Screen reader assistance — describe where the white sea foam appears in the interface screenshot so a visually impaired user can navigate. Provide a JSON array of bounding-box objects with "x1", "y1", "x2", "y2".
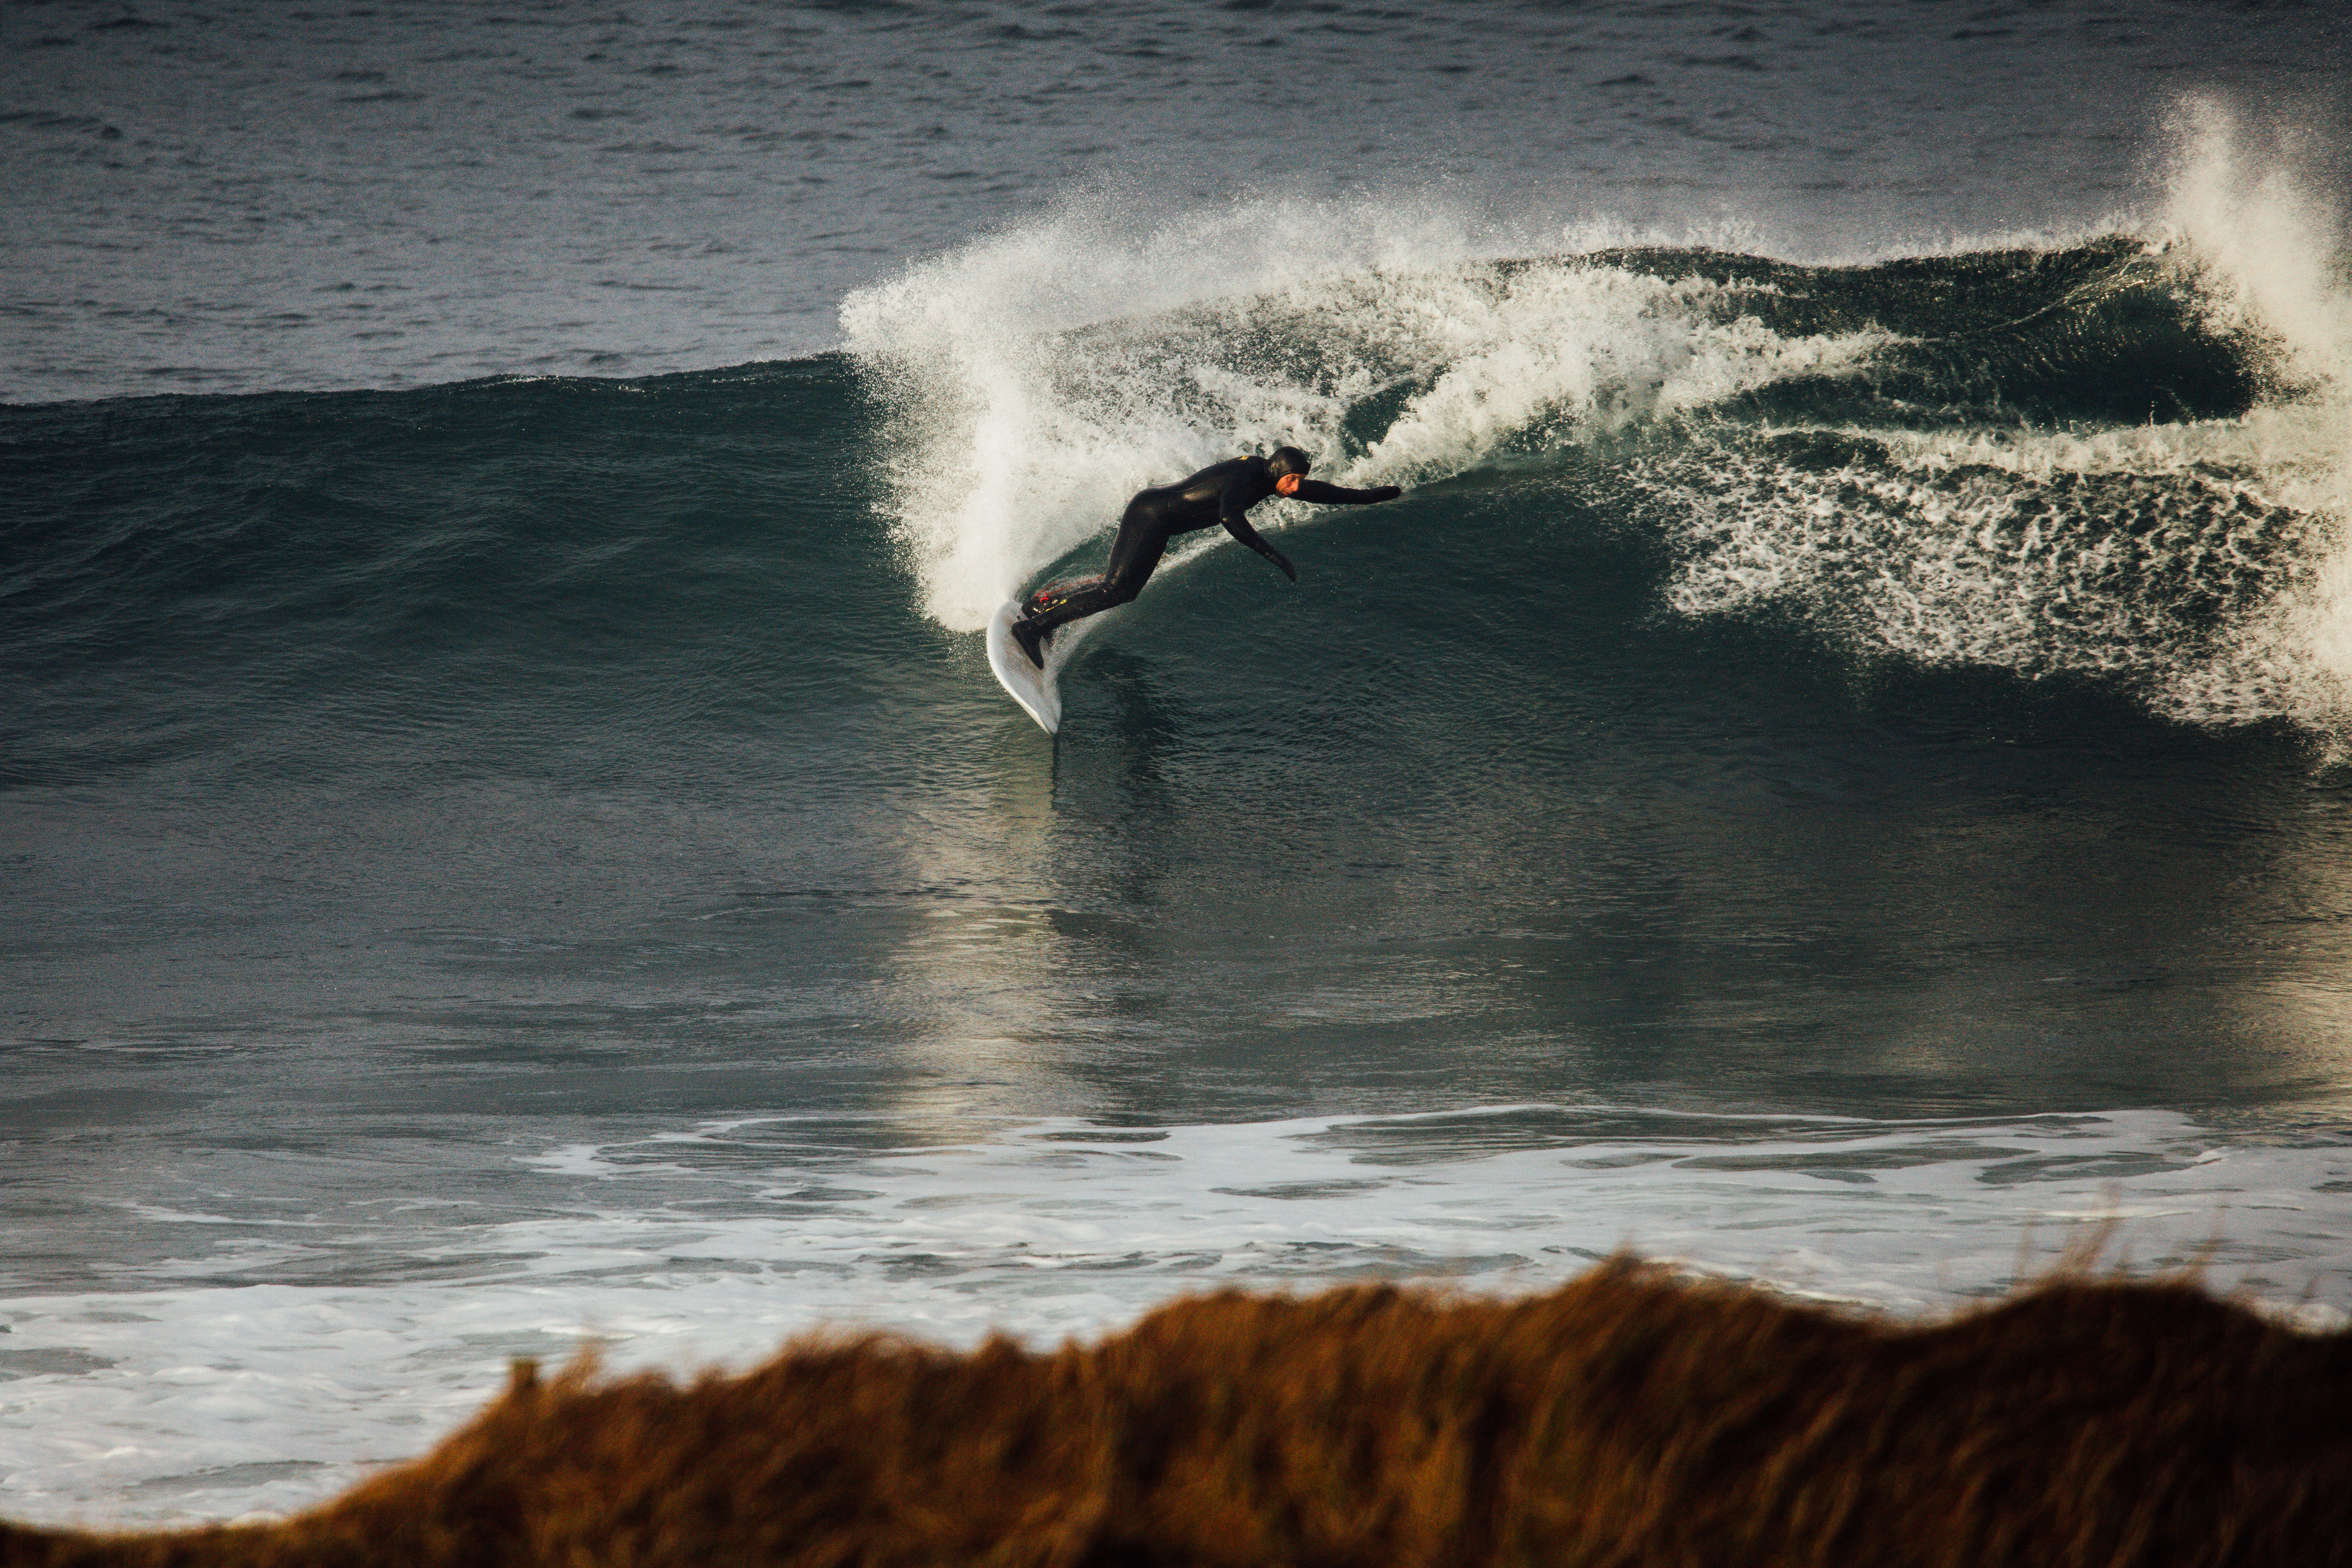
[
  {"x1": 1, "y1": 1105, "x2": 2345, "y2": 1531},
  {"x1": 1644, "y1": 411, "x2": 2342, "y2": 721},
  {"x1": 1636, "y1": 110, "x2": 2352, "y2": 735}
]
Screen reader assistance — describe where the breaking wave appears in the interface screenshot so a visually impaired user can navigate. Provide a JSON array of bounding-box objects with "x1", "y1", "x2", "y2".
[{"x1": 845, "y1": 104, "x2": 2352, "y2": 737}]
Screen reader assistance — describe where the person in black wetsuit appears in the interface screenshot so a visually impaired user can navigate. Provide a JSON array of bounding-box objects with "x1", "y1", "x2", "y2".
[{"x1": 1010, "y1": 445, "x2": 1403, "y2": 667}]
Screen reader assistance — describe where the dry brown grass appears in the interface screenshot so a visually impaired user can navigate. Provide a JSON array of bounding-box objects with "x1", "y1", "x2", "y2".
[{"x1": 4, "y1": 1258, "x2": 2344, "y2": 1567}]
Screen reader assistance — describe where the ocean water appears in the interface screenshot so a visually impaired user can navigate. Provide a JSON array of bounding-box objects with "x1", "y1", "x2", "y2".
[{"x1": 7, "y1": 0, "x2": 2352, "y2": 1533}]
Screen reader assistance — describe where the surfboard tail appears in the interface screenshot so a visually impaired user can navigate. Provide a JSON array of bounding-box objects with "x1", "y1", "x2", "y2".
[{"x1": 986, "y1": 600, "x2": 1062, "y2": 734}]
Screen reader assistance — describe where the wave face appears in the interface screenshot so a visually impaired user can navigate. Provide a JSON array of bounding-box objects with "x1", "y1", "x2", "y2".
[{"x1": 2, "y1": 360, "x2": 910, "y2": 799}]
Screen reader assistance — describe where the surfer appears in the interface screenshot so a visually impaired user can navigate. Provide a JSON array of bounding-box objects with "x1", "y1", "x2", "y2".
[{"x1": 1010, "y1": 446, "x2": 1403, "y2": 667}]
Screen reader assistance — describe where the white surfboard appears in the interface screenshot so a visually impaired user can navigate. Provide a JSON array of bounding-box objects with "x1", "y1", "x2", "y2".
[{"x1": 986, "y1": 600, "x2": 1061, "y2": 734}]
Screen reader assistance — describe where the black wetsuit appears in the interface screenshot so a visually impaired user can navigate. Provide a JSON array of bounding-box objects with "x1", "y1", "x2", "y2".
[{"x1": 1019, "y1": 454, "x2": 1401, "y2": 641}]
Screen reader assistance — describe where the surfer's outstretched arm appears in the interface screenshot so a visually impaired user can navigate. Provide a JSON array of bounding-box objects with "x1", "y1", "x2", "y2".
[
  {"x1": 1285, "y1": 478, "x2": 1404, "y2": 505},
  {"x1": 1219, "y1": 483, "x2": 1297, "y2": 581}
]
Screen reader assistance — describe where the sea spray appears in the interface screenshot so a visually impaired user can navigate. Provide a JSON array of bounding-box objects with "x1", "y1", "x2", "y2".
[
  {"x1": 842, "y1": 196, "x2": 1883, "y2": 633},
  {"x1": 2156, "y1": 99, "x2": 2352, "y2": 739},
  {"x1": 840, "y1": 190, "x2": 1496, "y2": 633}
]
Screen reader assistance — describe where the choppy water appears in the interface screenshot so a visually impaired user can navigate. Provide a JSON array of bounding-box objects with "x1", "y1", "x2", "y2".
[{"x1": 7, "y1": 0, "x2": 2352, "y2": 1535}]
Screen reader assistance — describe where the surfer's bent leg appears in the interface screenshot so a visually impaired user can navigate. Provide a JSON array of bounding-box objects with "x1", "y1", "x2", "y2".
[{"x1": 1013, "y1": 504, "x2": 1174, "y2": 665}]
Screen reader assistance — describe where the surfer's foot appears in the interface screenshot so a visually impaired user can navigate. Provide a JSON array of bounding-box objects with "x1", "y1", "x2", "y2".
[{"x1": 1011, "y1": 618, "x2": 1049, "y2": 669}]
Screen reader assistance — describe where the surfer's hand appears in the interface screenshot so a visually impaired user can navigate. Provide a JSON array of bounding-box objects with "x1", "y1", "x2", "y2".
[
  {"x1": 1270, "y1": 550, "x2": 1297, "y2": 582},
  {"x1": 1370, "y1": 485, "x2": 1402, "y2": 501}
]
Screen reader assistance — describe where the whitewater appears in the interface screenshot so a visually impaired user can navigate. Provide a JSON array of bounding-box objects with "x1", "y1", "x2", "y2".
[
  {"x1": 848, "y1": 107, "x2": 2352, "y2": 736},
  {"x1": 7, "y1": 0, "x2": 2352, "y2": 1536}
]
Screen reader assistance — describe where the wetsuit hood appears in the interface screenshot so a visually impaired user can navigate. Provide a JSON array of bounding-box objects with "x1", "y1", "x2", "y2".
[{"x1": 1267, "y1": 445, "x2": 1311, "y2": 480}]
